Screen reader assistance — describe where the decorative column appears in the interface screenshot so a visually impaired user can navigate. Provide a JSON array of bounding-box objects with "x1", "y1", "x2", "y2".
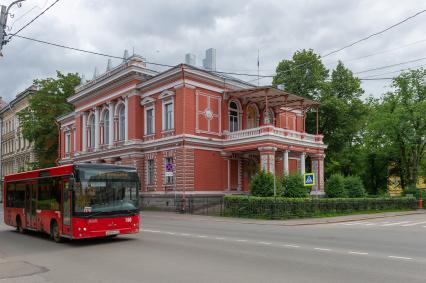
[
  {"x1": 283, "y1": 150, "x2": 289, "y2": 175},
  {"x1": 82, "y1": 112, "x2": 87, "y2": 152},
  {"x1": 310, "y1": 153, "x2": 325, "y2": 196},
  {"x1": 124, "y1": 96, "x2": 129, "y2": 142},
  {"x1": 94, "y1": 107, "x2": 100, "y2": 150},
  {"x1": 258, "y1": 146, "x2": 277, "y2": 174},
  {"x1": 300, "y1": 152, "x2": 306, "y2": 175},
  {"x1": 237, "y1": 159, "x2": 242, "y2": 191},
  {"x1": 227, "y1": 159, "x2": 231, "y2": 191},
  {"x1": 108, "y1": 102, "x2": 114, "y2": 148}
]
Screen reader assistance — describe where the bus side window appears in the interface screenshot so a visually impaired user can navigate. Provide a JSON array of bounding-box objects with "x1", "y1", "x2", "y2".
[
  {"x1": 15, "y1": 183, "x2": 25, "y2": 208},
  {"x1": 6, "y1": 183, "x2": 15, "y2": 207}
]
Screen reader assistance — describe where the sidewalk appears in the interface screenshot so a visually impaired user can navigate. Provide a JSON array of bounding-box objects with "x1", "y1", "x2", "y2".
[{"x1": 142, "y1": 209, "x2": 426, "y2": 226}]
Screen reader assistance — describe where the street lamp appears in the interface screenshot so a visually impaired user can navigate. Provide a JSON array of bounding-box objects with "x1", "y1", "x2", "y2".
[{"x1": 0, "y1": 0, "x2": 26, "y2": 55}]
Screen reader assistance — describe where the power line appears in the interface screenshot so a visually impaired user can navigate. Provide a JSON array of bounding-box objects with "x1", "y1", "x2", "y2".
[
  {"x1": 8, "y1": 0, "x2": 60, "y2": 40},
  {"x1": 321, "y1": 9, "x2": 426, "y2": 58},
  {"x1": 14, "y1": 34, "x2": 176, "y2": 69},
  {"x1": 361, "y1": 63, "x2": 426, "y2": 78},
  {"x1": 342, "y1": 37, "x2": 426, "y2": 63},
  {"x1": 275, "y1": 9, "x2": 426, "y2": 76},
  {"x1": 359, "y1": 77, "x2": 394, "y2": 81},
  {"x1": 353, "y1": 57, "x2": 426, "y2": 74}
]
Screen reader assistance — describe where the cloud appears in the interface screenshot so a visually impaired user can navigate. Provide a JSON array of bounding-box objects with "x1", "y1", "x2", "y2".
[{"x1": 0, "y1": 0, "x2": 425, "y2": 101}]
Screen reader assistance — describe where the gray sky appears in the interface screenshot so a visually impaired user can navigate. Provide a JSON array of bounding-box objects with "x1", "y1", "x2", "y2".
[{"x1": 0, "y1": 0, "x2": 425, "y2": 102}]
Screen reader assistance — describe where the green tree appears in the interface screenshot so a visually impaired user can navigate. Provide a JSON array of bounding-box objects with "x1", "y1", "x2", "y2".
[
  {"x1": 280, "y1": 174, "x2": 309, "y2": 198},
  {"x1": 272, "y1": 49, "x2": 328, "y2": 100},
  {"x1": 250, "y1": 170, "x2": 275, "y2": 197},
  {"x1": 344, "y1": 175, "x2": 366, "y2": 198},
  {"x1": 366, "y1": 69, "x2": 426, "y2": 188},
  {"x1": 325, "y1": 174, "x2": 347, "y2": 198},
  {"x1": 18, "y1": 72, "x2": 80, "y2": 168}
]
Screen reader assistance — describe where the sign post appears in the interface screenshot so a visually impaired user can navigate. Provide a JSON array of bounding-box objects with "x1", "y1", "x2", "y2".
[{"x1": 304, "y1": 173, "x2": 315, "y2": 187}]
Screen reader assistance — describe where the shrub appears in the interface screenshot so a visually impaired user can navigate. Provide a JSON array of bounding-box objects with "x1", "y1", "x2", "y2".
[
  {"x1": 250, "y1": 170, "x2": 274, "y2": 197},
  {"x1": 281, "y1": 174, "x2": 309, "y2": 198},
  {"x1": 344, "y1": 176, "x2": 366, "y2": 198},
  {"x1": 402, "y1": 185, "x2": 424, "y2": 200},
  {"x1": 325, "y1": 174, "x2": 347, "y2": 198},
  {"x1": 223, "y1": 195, "x2": 418, "y2": 219}
]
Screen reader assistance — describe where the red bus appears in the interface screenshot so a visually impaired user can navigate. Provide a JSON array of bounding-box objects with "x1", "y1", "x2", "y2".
[{"x1": 3, "y1": 163, "x2": 140, "y2": 242}]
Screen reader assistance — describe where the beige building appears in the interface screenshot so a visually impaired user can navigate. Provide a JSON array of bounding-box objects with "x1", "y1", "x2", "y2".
[{"x1": 0, "y1": 86, "x2": 37, "y2": 181}]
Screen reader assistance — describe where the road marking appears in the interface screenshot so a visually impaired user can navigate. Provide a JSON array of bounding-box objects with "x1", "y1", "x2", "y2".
[
  {"x1": 166, "y1": 232, "x2": 176, "y2": 235},
  {"x1": 314, "y1": 248, "x2": 331, "y2": 251},
  {"x1": 349, "y1": 251, "x2": 369, "y2": 255},
  {"x1": 381, "y1": 221, "x2": 412, "y2": 226},
  {"x1": 180, "y1": 233, "x2": 190, "y2": 236},
  {"x1": 258, "y1": 241, "x2": 272, "y2": 245},
  {"x1": 401, "y1": 221, "x2": 426, "y2": 227},
  {"x1": 235, "y1": 239, "x2": 248, "y2": 242},
  {"x1": 197, "y1": 235, "x2": 207, "y2": 238},
  {"x1": 142, "y1": 229, "x2": 161, "y2": 233},
  {"x1": 284, "y1": 244, "x2": 300, "y2": 248},
  {"x1": 215, "y1": 237, "x2": 226, "y2": 240},
  {"x1": 388, "y1": 256, "x2": 412, "y2": 260}
]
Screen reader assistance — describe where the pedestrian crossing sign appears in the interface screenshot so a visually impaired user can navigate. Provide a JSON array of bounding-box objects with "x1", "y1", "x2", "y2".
[{"x1": 304, "y1": 173, "x2": 315, "y2": 186}]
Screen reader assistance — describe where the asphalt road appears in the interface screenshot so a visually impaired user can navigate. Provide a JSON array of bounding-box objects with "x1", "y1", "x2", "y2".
[{"x1": 1, "y1": 209, "x2": 426, "y2": 283}]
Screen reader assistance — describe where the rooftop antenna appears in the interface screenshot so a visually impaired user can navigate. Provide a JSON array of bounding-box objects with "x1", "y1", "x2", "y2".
[{"x1": 257, "y1": 49, "x2": 260, "y2": 87}]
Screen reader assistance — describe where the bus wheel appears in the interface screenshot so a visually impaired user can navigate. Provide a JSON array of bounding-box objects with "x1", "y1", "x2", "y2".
[
  {"x1": 16, "y1": 216, "x2": 25, "y2": 234},
  {"x1": 50, "y1": 221, "x2": 62, "y2": 243}
]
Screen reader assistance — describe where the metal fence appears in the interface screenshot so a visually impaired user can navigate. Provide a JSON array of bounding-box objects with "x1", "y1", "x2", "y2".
[{"x1": 141, "y1": 194, "x2": 225, "y2": 216}]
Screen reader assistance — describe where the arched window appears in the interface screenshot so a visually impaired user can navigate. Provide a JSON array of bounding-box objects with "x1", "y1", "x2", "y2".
[
  {"x1": 88, "y1": 115, "x2": 95, "y2": 148},
  {"x1": 118, "y1": 105, "x2": 125, "y2": 140},
  {"x1": 229, "y1": 101, "x2": 240, "y2": 132},
  {"x1": 103, "y1": 110, "x2": 109, "y2": 145},
  {"x1": 246, "y1": 104, "x2": 259, "y2": 129},
  {"x1": 263, "y1": 108, "x2": 274, "y2": 125}
]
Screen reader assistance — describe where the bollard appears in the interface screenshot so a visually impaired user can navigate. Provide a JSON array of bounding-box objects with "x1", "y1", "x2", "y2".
[{"x1": 419, "y1": 198, "x2": 423, "y2": 209}]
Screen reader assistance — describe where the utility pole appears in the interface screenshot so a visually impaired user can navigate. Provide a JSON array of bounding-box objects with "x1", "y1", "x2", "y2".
[{"x1": 0, "y1": 0, "x2": 26, "y2": 57}]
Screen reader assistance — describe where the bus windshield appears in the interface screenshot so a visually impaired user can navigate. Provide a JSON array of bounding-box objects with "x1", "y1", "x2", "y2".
[{"x1": 74, "y1": 166, "x2": 140, "y2": 217}]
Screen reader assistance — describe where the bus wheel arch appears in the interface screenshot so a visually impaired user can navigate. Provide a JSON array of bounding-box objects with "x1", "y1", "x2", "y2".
[{"x1": 50, "y1": 219, "x2": 62, "y2": 243}]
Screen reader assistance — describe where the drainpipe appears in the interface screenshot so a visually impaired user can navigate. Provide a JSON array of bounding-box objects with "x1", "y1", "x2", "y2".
[{"x1": 55, "y1": 119, "x2": 61, "y2": 166}]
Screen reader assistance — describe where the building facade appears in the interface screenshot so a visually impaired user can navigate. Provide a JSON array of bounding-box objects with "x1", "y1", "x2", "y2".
[
  {"x1": 57, "y1": 55, "x2": 326, "y2": 199},
  {"x1": 0, "y1": 86, "x2": 37, "y2": 180}
]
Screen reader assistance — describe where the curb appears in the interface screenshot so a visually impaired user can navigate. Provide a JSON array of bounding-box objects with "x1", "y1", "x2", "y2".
[{"x1": 142, "y1": 210, "x2": 426, "y2": 227}]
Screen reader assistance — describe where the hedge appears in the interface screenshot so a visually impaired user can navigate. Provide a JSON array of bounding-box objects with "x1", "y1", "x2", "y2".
[{"x1": 224, "y1": 195, "x2": 418, "y2": 219}]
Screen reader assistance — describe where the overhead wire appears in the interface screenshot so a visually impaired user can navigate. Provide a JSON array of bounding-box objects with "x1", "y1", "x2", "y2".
[
  {"x1": 8, "y1": 0, "x2": 61, "y2": 40},
  {"x1": 8, "y1": 8, "x2": 426, "y2": 82}
]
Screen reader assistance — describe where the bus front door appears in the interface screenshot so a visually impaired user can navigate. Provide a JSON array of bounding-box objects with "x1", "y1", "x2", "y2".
[{"x1": 61, "y1": 179, "x2": 72, "y2": 237}]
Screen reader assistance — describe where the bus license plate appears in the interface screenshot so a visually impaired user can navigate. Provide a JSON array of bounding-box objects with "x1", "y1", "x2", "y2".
[{"x1": 106, "y1": 230, "x2": 119, "y2": 236}]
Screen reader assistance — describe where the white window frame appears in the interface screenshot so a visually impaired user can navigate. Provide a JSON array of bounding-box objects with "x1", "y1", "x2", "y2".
[
  {"x1": 147, "y1": 159, "x2": 155, "y2": 186},
  {"x1": 162, "y1": 99, "x2": 174, "y2": 131},
  {"x1": 145, "y1": 106, "x2": 155, "y2": 135},
  {"x1": 229, "y1": 100, "x2": 240, "y2": 132},
  {"x1": 164, "y1": 156, "x2": 174, "y2": 185},
  {"x1": 103, "y1": 110, "x2": 109, "y2": 145},
  {"x1": 65, "y1": 132, "x2": 71, "y2": 154},
  {"x1": 118, "y1": 105, "x2": 126, "y2": 141}
]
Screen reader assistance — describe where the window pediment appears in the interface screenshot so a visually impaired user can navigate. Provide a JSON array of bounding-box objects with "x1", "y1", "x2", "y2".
[
  {"x1": 141, "y1": 97, "x2": 156, "y2": 106},
  {"x1": 158, "y1": 90, "x2": 175, "y2": 100}
]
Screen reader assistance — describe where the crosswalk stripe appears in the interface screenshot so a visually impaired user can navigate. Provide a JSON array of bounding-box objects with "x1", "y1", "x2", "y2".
[
  {"x1": 381, "y1": 221, "x2": 412, "y2": 226},
  {"x1": 401, "y1": 221, "x2": 426, "y2": 227}
]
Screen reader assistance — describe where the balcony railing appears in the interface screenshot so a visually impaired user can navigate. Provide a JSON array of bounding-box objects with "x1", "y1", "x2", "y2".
[{"x1": 224, "y1": 125, "x2": 323, "y2": 143}]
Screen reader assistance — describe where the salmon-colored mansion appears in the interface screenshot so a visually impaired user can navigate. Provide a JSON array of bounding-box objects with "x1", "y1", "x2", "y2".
[{"x1": 57, "y1": 55, "x2": 326, "y2": 198}]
